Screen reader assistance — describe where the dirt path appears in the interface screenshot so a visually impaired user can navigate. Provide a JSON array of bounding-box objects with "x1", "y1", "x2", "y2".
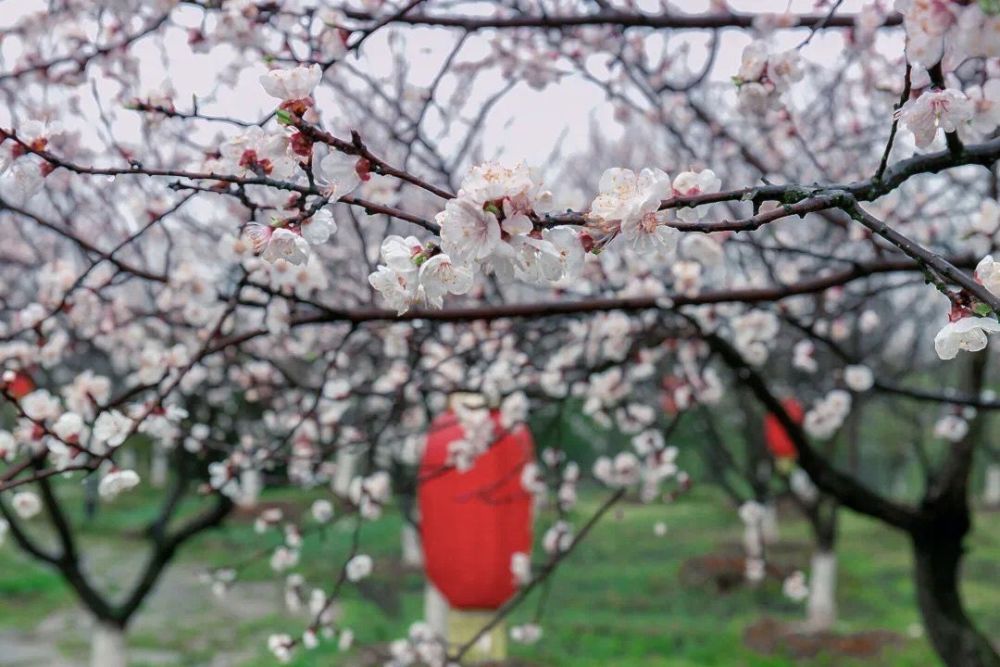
[{"x1": 0, "y1": 545, "x2": 287, "y2": 667}]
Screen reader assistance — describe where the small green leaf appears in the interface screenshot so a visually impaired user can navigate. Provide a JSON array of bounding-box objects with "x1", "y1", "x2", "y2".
[
  {"x1": 275, "y1": 109, "x2": 293, "y2": 125},
  {"x1": 973, "y1": 302, "x2": 994, "y2": 317}
]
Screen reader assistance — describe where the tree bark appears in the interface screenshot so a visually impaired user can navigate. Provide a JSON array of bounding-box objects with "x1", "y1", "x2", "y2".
[
  {"x1": 91, "y1": 621, "x2": 127, "y2": 667},
  {"x1": 911, "y1": 524, "x2": 999, "y2": 667}
]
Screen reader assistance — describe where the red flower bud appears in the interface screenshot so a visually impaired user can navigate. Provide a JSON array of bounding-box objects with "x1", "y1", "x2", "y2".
[{"x1": 355, "y1": 158, "x2": 372, "y2": 181}]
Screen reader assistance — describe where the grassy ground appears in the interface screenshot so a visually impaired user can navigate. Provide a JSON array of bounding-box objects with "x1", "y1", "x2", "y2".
[{"x1": 0, "y1": 485, "x2": 997, "y2": 666}]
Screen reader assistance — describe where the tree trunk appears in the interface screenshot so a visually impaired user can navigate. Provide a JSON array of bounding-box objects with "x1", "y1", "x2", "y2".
[
  {"x1": 803, "y1": 500, "x2": 838, "y2": 632},
  {"x1": 806, "y1": 550, "x2": 837, "y2": 632},
  {"x1": 150, "y1": 448, "x2": 169, "y2": 488},
  {"x1": 984, "y1": 463, "x2": 1000, "y2": 508},
  {"x1": 333, "y1": 448, "x2": 359, "y2": 497},
  {"x1": 237, "y1": 469, "x2": 262, "y2": 509},
  {"x1": 401, "y1": 522, "x2": 423, "y2": 568},
  {"x1": 424, "y1": 582, "x2": 450, "y2": 640},
  {"x1": 91, "y1": 621, "x2": 127, "y2": 667},
  {"x1": 761, "y1": 501, "x2": 780, "y2": 545},
  {"x1": 912, "y1": 530, "x2": 1000, "y2": 667}
]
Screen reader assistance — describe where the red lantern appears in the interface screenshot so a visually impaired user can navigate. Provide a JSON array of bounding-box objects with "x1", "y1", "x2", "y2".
[
  {"x1": 764, "y1": 398, "x2": 803, "y2": 459},
  {"x1": 418, "y1": 410, "x2": 534, "y2": 610},
  {"x1": 5, "y1": 370, "x2": 34, "y2": 400}
]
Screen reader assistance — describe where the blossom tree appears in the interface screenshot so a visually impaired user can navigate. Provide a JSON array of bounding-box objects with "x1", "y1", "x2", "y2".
[{"x1": 2, "y1": 1, "x2": 1000, "y2": 667}]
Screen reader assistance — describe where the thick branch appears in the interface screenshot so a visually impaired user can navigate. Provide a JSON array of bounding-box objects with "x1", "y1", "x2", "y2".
[
  {"x1": 703, "y1": 330, "x2": 918, "y2": 531},
  {"x1": 342, "y1": 9, "x2": 903, "y2": 32}
]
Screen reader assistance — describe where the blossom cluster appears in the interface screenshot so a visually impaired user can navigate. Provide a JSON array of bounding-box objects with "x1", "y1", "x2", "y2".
[
  {"x1": 803, "y1": 390, "x2": 852, "y2": 440},
  {"x1": 588, "y1": 166, "x2": 721, "y2": 254},
  {"x1": 933, "y1": 257, "x2": 1000, "y2": 360},
  {"x1": 897, "y1": 83, "x2": 1000, "y2": 149},
  {"x1": 734, "y1": 42, "x2": 803, "y2": 113},
  {"x1": 896, "y1": 0, "x2": 1000, "y2": 67},
  {"x1": 0, "y1": 121, "x2": 57, "y2": 206}
]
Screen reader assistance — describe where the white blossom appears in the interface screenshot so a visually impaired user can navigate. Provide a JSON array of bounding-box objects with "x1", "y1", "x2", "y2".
[
  {"x1": 844, "y1": 365, "x2": 874, "y2": 393},
  {"x1": 511, "y1": 551, "x2": 532, "y2": 586},
  {"x1": 510, "y1": 624, "x2": 543, "y2": 645},
  {"x1": 960, "y1": 80, "x2": 1000, "y2": 142},
  {"x1": 21, "y1": 389, "x2": 61, "y2": 421},
  {"x1": 259, "y1": 64, "x2": 322, "y2": 101},
  {"x1": 270, "y1": 546, "x2": 299, "y2": 572},
  {"x1": 934, "y1": 316, "x2": 1000, "y2": 360},
  {"x1": 542, "y1": 520, "x2": 573, "y2": 555},
  {"x1": 542, "y1": 226, "x2": 586, "y2": 280},
  {"x1": 418, "y1": 254, "x2": 474, "y2": 308},
  {"x1": 672, "y1": 169, "x2": 721, "y2": 222},
  {"x1": 897, "y1": 89, "x2": 974, "y2": 148},
  {"x1": 348, "y1": 471, "x2": 391, "y2": 519},
  {"x1": 934, "y1": 415, "x2": 968, "y2": 442},
  {"x1": 12, "y1": 491, "x2": 41, "y2": 519},
  {"x1": 301, "y1": 208, "x2": 337, "y2": 245},
  {"x1": 345, "y1": 553, "x2": 373, "y2": 581},
  {"x1": 261, "y1": 228, "x2": 310, "y2": 265},
  {"x1": 0, "y1": 155, "x2": 46, "y2": 206},
  {"x1": 317, "y1": 151, "x2": 362, "y2": 199},
  {"x1": 311, "y1": 499, "x2": 334, "y2": 523},
  {"x1": 267, "y1": 633, "x2": 294, "y2": 663},
  {"x1": 793, "y1": 340, "x2": 818, "y2": 373},
  {"x1": 803, "y1": 390, "x2": 852, "y2": 440},
  {"x1": 98, "y1": 469, "x2": 140, "y2": 500},
  {"x1": 439, "y1": 197, "x2": 501, "y2": 264},
  {"x1": 499, "y1": 392, "x2": 529, "y2": 429},
  {"x1": 216, "y1": 127, "x2": 296, "y2": 179},
  {"x1": 93, "y1": 410, "x2": 133, "y2": 449},
  {"x1": 734, "y1": 42, "x2": 801, "y2": 111},
  {"x1": 591, "y1": 168, "x2": 678, "y2": 254},
  {"x1": 975, "y1": 255, "x2": 1000, "y2": 298}
]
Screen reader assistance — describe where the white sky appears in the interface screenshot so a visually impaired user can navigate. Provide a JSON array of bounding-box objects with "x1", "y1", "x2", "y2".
[{"x1": 1, "y1": 0, "x2": 891, "y2": 169}]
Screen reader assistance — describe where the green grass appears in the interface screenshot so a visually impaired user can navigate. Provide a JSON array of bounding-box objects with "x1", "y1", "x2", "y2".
[{"x1": 1, "y1": 486, "x2": 997, "y2": 666}]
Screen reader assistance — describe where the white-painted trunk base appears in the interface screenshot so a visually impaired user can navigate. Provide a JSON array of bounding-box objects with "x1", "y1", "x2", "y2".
[
  {"x1": 743, "y1": 524, "x2": 763, "y2": 559},
  {"x1": 761, "y1": 503, "x2": 780, "y2": 545},
  {"x1": 401, "y1": 524, "x2": 423, "y2": 568},
  {"x1": 119, "y1": 448, "x2": 137, "y2": 473},
  {"x1": 806, "y1": 551, "x2": 837, "y2": 632},
  {"x1": 237, "y1": 469, "x2": 262, "y2": 509},
  {"x1": 425, "y1": 583, "x2": 450, "y2": 641},
  {"x1": 91, "y1": 622, "x2": 127, "y2": 667},
  {"x1": 150, "y1": 449, "x2": 168, "y2": 488},
  {"x1": 333, "y1": 449, "x2": 359, "y2": 497},
  {"x1": 984, "y1": 464, "x2": 1000, "y2": 507}
]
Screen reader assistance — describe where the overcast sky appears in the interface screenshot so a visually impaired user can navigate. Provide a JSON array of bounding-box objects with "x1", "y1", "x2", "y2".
[{"x1": 1, "y1": 0, "x2": 891, "y2": 169}]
